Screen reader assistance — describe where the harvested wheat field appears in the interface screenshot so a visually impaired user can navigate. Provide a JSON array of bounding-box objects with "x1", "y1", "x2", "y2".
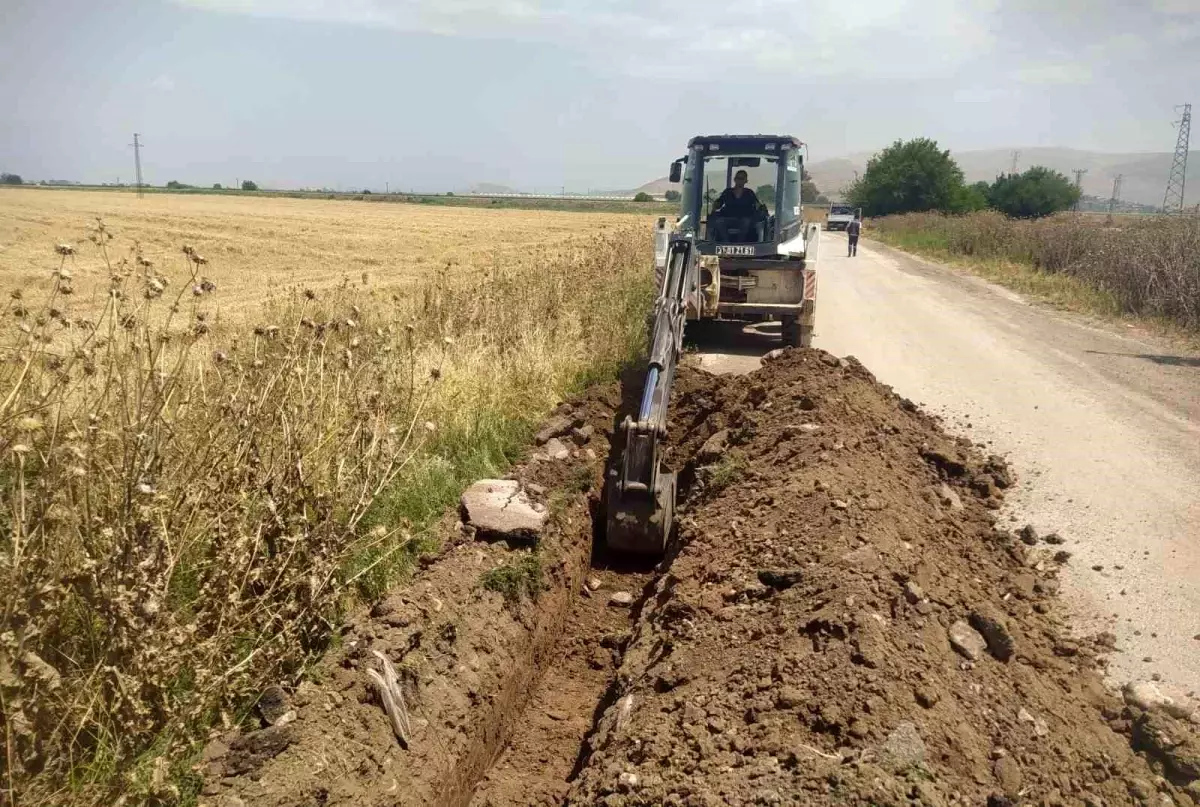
[{"x1": 0, "y1": 188, "x2": 653, "y2": 318}]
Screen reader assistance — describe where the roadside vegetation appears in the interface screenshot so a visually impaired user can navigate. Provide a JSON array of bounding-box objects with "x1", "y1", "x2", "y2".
[
  {"x1": 0, "y1": 217, "x2": 653, "y2": 805},
  {"x1": 871, "y1": 211, "x2": 1200, "y2": 331},
  {"x1": 847, "y1": 138, "x2": 1199, "y2": 333}
]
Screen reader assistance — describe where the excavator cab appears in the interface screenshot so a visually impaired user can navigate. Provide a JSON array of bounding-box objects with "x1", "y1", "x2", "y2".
[
  {"x1": 608, "y1": 134, "x2": 821, "y2": 557},
  {"x1": 670, "y1": 134, "x2": 806, "y2": 258}
]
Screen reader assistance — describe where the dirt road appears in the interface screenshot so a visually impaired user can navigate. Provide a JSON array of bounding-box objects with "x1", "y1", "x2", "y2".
[{"x1": 693, "y1": 232, "x2": 1200, "y2": 696}]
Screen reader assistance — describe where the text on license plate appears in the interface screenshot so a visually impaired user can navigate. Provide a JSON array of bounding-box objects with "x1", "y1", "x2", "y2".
[{"x1": 715, "y1": 245, "x2": 755, "y2": 256}]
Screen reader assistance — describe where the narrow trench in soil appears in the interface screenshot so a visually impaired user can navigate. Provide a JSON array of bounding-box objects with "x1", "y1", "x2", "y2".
[{"x1": 467, "y1": 494, "x2": 661, "y2": 806}]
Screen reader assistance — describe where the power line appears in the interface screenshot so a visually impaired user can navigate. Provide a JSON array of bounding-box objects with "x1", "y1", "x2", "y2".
[
  {"x1": 130, "y1": 133, "x2": 144, "y2": 199},
  {"x1": 1072, "y1": 169, "x2": 1087, "y2": 211},
  {"x1": 1163, "y1": 103, "x2": 1190, "y2": 214}
]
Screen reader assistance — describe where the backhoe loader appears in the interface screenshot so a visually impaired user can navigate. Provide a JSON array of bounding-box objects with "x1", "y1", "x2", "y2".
[{"x1": 607, "y1": 134, "x2": 822, "y2": 556}]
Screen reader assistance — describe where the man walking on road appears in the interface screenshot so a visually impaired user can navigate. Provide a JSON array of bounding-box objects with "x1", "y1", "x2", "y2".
[{"x1": 846, "y1": 216, "x2": 861, "y2": 257}]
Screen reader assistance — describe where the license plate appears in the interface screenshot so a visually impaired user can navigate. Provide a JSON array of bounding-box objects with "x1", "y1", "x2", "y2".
[{"x1": 715, "y1": 245, "x2": 755, "y2": 256}]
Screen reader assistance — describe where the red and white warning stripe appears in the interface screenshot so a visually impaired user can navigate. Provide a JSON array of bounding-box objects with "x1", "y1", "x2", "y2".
[{"x1": 803, "y1": 269, "x2": 818, "y2": 301}]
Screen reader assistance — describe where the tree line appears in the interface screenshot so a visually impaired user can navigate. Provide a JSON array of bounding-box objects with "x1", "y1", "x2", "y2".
[{"x1": 846, "y1": 138, "x2": 1081, "y2": 219}]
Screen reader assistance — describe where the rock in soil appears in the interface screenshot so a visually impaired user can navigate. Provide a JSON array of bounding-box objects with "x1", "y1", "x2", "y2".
[
  {"x1": 970, "y1": 607, "x2": 1016, "y2": 661},
  {"x1": 460, "y1": 479, "x2": 547, "y2": 542},
  {"x1": 697, "y1": 428, "x2": 729, "y2": 463},
  {"x1": 256, "y1": 684, "x2": 292, "y2": 727},
  {"x1": 938, "y1": 482, "x2": 964, "y2": 511},
  {"x1": 608, "y1": 591, "x2": 634, "y2": 608},
  {"x1": 993, "y1": 755, "x2": 1023, "y2": 796},
  {"x1": 949, "y1": 620, "x2": 988, "y2": 662},
  {"x1": 1123, "y1": 680, "x2": 1196, "y2": 720},
  {"x1": 1132, "y1": 711, "x2": 1200, "y2": 782},
  {"x1": 566, "y1": 352, "x2": 1195, "y2": 805},
  {"x1": 541, "y1": 437, "x2": 571, "y2": 461},
  {"x1": 534, "y1": 413, "x2": 575, "y2": 445},
  {"x1": 879, "y1": 721, "x2": 926, "y2": 771}
]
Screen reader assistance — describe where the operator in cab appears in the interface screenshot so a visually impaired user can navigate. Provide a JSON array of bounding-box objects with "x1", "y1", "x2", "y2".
[{"x1": 710, "y1": 170, "x2": 761, "y2": 219}]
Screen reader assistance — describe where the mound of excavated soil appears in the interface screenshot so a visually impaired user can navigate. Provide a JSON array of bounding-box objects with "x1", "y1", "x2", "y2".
[
  {"x1": 202, "y1": 348, "x2": 1199, "y2": 807},
  {"x1": 567, "y1": 350, "x2": 1198, "y2": 806}
]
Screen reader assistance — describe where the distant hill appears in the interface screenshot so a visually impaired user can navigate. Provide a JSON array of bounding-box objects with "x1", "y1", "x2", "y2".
[
  {"x1": 465, "y1": 182, "x2": 521, "y2": 194},
  {"x1": 630, "y1": 177, "x2": 677, "y2": 197},
  {"x1": 805, "y1": 147, "x2": 1199, "y2": 208}
]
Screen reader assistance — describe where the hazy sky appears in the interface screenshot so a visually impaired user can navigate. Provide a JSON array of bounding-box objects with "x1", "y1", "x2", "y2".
[{"x1": 2, "y1": 0, "x2": 1197, "y2": 192}]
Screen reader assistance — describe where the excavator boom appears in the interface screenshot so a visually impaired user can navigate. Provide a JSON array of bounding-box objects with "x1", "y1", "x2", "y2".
[{"x1": 605, "y1": 236, "x2": 693, "y2": 555}]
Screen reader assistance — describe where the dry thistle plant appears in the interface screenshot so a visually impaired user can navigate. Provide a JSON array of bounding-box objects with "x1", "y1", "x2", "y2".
[{"x1": 0, "y1": 218, "x2": 652, "y2": 805}]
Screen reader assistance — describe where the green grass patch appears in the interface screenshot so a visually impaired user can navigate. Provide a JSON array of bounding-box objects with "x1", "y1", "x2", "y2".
[
  {"x1": 707, "y1": 453, "x2": 746, "y2": 493},
  {"x1": 480, "y1": 552, "x2": 543, "y2": 606}
]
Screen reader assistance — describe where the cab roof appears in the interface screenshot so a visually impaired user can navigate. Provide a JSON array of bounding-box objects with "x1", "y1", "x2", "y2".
[{"x1": 687, "y1": 134, "x2": 803, "y2": 151}]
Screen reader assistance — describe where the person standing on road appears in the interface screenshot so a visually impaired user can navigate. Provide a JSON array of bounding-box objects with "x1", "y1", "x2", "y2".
[{"x1": 846, "y1": 216, "x2": 861, "y2": 257}]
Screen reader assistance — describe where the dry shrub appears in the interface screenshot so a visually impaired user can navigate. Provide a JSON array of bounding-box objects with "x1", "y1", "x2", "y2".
[
  {"x1": 872, "y1": 211, "x2": 1200, "y2": 329},
  {"x1": 0, "y1": 220, "x2": 652, "y2": 805}
]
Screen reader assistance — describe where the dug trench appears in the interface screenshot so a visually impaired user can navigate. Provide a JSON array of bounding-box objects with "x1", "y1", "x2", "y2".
[{"x1": 201, "y1": 349, "x2": 1200, "y2": 807}]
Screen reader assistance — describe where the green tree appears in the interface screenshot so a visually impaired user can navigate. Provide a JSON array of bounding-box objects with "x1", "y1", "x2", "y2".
[
  {"x1": 663, "y1": 189, "x2": 681, "y2": 202},
  {"x1": 165, "y1": 180, "x2": 191, "y2": 189},
  {"x1": 1, "y1": 173, "x2": 23, "y2": 185},
  {"x1": 212, "y1": 183, "x2": 223, "y2": 189},
  {"x1": 241, "y1": 180, "x2": 259, "y2": 191},
  {"x1": 847, "y1": 138, "x2": 966, "y2": 217},
  {"x1": 987, "y1": 166, "x2": 1080, "y2": 218},
  {"x1": 633, "y1": 191, "x2": 654, "y2": 202},
  {"x1": 755, "y1": 184, "x2": 776, "y2": 206},
  {"x1": 951, "y1": 181, "x2": 991, "y2": 213},
  {"x1": 801, "y1": 180, "x2": 824, "y2": 204}
]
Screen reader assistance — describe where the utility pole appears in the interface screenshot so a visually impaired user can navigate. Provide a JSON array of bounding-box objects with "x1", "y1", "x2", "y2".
[
  {"x1": 1163, "y1": 103, "x2": 1191, "y2": 215},
  {"x1": 385, "y1": 181, "x2": 389, "y2": 194},
  {"x1": 130, "y1": 133, "x2": 144, "y2": 198},
  {"x1": 1108, "y1": 174, "x2": 1123, "y2": 218},
  {"x1": 1072, "y1": 169, "x2": 1087, "y2": 211},
  {"x1": 1010, "y1": 150, "x2": 1021, "y2": 175}
]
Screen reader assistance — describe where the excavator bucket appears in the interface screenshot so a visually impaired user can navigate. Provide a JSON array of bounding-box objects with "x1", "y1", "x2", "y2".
[{"x1": 606, "y1": 469, "x2": 675, "y2": 556}]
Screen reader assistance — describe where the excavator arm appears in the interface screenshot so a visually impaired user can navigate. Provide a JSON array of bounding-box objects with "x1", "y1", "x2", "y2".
[{"x1": 606, "y1": 236, "x2": 694, "y2": 555}]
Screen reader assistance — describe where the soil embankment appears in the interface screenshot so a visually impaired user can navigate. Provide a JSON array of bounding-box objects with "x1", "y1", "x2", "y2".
[{"x1": 202, "y1": 350, "x2": 1199, "y2": 807}]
